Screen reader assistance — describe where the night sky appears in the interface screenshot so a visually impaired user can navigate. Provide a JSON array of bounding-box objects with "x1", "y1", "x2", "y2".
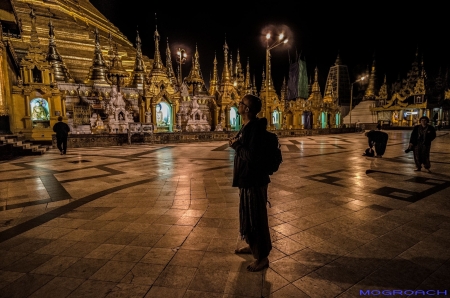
[{"x1": 89, "y1": 0, "x2": 446, "y2": 92}]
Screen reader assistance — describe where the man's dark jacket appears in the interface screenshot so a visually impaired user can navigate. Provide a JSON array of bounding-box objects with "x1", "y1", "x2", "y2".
[
  {"x1": 366, "y1": 130, "x2": 388, "y2": 147},
  {"x1": 53, "y1": 121, "x2": 70, "y2": 139},
  {"x1": 409, "y1": 124, "x2": 436, "y2": 146},
  {"x1": 231, "y1": 118, "x2": 270, "y2": 188}
]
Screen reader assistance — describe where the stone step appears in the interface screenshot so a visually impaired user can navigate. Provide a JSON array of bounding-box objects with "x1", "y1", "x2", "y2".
[{"x1": 0, "y1": 134, "x2": 48, "y2": 159}]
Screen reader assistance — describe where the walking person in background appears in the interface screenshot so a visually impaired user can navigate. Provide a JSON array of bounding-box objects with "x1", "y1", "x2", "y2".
[
  {"x1": 229, "y1": 94, "x2": 272, "y2": 272},
  {"x1": 53, "y1": 116, "x2": 70, "y2": 155},
  {"x1": 407, "y1": 116, "x2": 436, "y2": 172}
]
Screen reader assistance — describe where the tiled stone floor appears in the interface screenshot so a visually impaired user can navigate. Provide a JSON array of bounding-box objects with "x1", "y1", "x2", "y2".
[{"x1": 0, "y1": 130, "x2": 449, "y2": 298}]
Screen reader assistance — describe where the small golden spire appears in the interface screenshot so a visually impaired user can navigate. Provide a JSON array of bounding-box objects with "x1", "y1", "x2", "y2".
[
  {"x1": 29, "y1": 8, "x2": 40, "y2": 47},
  {"x1": 166, "y1": 37, "x2": 176, "y2": 83},
  {"x1": 85, "y1": 27, "x2": 109, "y2": 85},
  {"x1": 152, "y1": 26, "x2": 164, "y2": 70},
  {"x1": 209, "y1": 51, "x2": 219, "y2": 94},
  {"x1": 133, "y1": 30, "x2": 145, "y2": 72},
  {"x1": 129, "y1": 30, "x2": 146, "y2": 88},
  {"x1": 229, "y1": 52, "x2": 233, "y2": 78},
  {"x1": 364, "y1": 55, "x2": 377, "y2": 100},
  {"x1": 377, "y1": 74, "x2": 388, "y2": 100},
  {"x1": 185, "y1": 44, "x2": 204, "y2": 86},
  {"x1": 312, "y1": 66, "x2": 320, "y2": 93},
  {"x1": 47, "y1": 20, "x2": 73, "y2": 82},
  {"x1": 221, "y1": 41, "x2": 231, "y2": 84},
  {"x1": 334, "y1": 53, "x2": 341, "y2": 66},
  {"x1": 236, "y1": 49, "x2": 244, "y2": 90},
  {"x1": 244, "y1": 57, "x2": 251, "y2": 91}
]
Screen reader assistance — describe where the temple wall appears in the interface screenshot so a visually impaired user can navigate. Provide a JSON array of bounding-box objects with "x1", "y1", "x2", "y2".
[{"x1": 52, "y1": 127, "x2": 354, "y2": 148}]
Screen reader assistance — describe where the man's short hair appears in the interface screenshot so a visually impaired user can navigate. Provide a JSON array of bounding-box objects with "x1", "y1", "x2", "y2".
[
  {"x1": 242, "y1": 94, "x2": 262, "y2": 115},
  {"x1": 419, "y1": 116, "x2": 429, "y2": 123},
  {"x1": 57, "y1": 116, "x2": 63, "y2": 121}
]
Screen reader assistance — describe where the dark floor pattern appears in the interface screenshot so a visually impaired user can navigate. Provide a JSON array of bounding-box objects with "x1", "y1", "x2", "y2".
[{"x1": 0, "y1": 130, "x2": 449, "y2": 297}]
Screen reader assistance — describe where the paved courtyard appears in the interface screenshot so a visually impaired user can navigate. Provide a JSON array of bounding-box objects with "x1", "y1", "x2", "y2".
[{"x1": 0, "y1": 130, "x2": 449, "y2": 298}]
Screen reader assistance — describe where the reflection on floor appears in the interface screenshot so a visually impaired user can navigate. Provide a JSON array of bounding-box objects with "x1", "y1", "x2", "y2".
[{"x1": 1, "y1": 130, "x2": 449, "y2": 297}]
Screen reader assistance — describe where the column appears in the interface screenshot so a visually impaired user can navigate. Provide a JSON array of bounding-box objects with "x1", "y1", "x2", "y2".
[{"x1": 0, "y1": 46, "x2": 10, "y2": 133}]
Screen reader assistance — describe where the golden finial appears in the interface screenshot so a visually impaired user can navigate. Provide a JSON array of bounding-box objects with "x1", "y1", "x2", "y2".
[
  {"x1": 209, "y1": 51, "x2": 219, "y2": 94},
  {"x1": 48, "y1": 20, "x2": 54, "y2": 37},
  {"x1": 152, "y1": 22, "x2": 163, "y2": 70},
  {"x1": 334, "y1": 53, "x2": 341, "y2": 65},
  {"x1": 311, "y1": 66, "x2": 320, "y2": 93},
  {"x1": 165, "y1": 37, "x2": 176, "y2": 84},
  {"x1": 29, "y1": 8, "x2": 40, "y2": 45},
  {"x1": 30, "y1": 8, "x2": 36, "y2": 19}
]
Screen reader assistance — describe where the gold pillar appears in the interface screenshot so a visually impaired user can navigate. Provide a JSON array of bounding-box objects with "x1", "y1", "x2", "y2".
[
  {"x1": 151, "y1": 102, "x2": 157, "y2": 126},
  {"x1": 0, "y1": 46, "x2": 8, "y2": 116},
  {"x1": 213, "y1": 106, "x2": 218, "y2": 129},
  {"x1": 292, "y1": 111, "x2": 298, "y2": 128},
  {"x1": 225, "y1": 106, "x2": 231, "y2": 130}
]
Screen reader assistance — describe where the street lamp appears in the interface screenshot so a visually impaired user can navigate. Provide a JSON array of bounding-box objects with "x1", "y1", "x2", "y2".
[
  {"x1": 176, "y1": 48, "x2": 187, "y2": 87},
  {"x1": 265, "y1": 32, "x2": 288, "y2": 122},
  {"x1": 349, "y1": 76, "x2": 366, "y2": 126}
]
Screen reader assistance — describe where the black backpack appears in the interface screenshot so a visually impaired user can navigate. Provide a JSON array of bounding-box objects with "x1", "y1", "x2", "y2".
[{"x1": 262, "y1": 130, "x2": 283, "y2": 175}]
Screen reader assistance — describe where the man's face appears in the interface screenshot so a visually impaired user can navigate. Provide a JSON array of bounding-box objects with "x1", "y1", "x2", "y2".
[
  {"x1": 238, "y1": 98, "x2": 249, "y2": 115},
  {"x1": 420, "y1": 119, "x2": 428, "y2": 127}
]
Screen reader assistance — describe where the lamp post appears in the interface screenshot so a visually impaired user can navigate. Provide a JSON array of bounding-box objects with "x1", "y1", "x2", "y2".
[
  {"x1": 176, "y1": 48, "x2": 187, "y2": 87},
  {"x1": 265, "y1": 32, "x2": 288, "y2": 123},
  {"x1": 349, "y1": 76, "x2": 366, "y2": 126}
]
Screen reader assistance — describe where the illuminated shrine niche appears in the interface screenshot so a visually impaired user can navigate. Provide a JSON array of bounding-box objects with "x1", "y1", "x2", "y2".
[
  {"x1": 230, "y1": 107, "x2": 239, "y2": 131},
  {"x1": 31, "y1": 98, "x2": 50, "y2": 121},
  {"x1": 156, "y1": 102, "x2": 171, "y2": 127},
  {"x1": 272, "y1": 111, "x2": 279, "y2": 124}
]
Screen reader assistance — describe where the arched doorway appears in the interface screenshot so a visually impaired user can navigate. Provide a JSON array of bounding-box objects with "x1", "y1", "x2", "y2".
[
  {"x1": 156, "y1": 102, "x2": 172, "y2": 132},
  {"x1": 321, "y1": 112, "x2": 327, "y2": 128},
  {"x1": 230, "y1": 107, "x2": 240, "y2": 131},
  {"x1": 303, "y1": 111, "x2": 312, "y2": 129},
  {"x1": 272, "y1": 110, "x2": 280, "y2": 129}
]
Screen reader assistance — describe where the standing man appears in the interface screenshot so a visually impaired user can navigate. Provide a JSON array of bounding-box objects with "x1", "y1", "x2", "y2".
[
  {"x1": 53, "y1": 116, "x2": 70, "y2": 155},
  {"x1": 229, "y1": 94, "x2": 271, "y2": 272},
  {"x1": 408, "y1": 116, "x2": 436, "y2": 172}
]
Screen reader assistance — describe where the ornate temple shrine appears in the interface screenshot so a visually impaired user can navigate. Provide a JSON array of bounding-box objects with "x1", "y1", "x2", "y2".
[
  {"x1": 1, "y1": 0, "x2": 448, "y2": 141},
  {"x1": 369, "y1": 50, "x2": 448, "y2": 127}
]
